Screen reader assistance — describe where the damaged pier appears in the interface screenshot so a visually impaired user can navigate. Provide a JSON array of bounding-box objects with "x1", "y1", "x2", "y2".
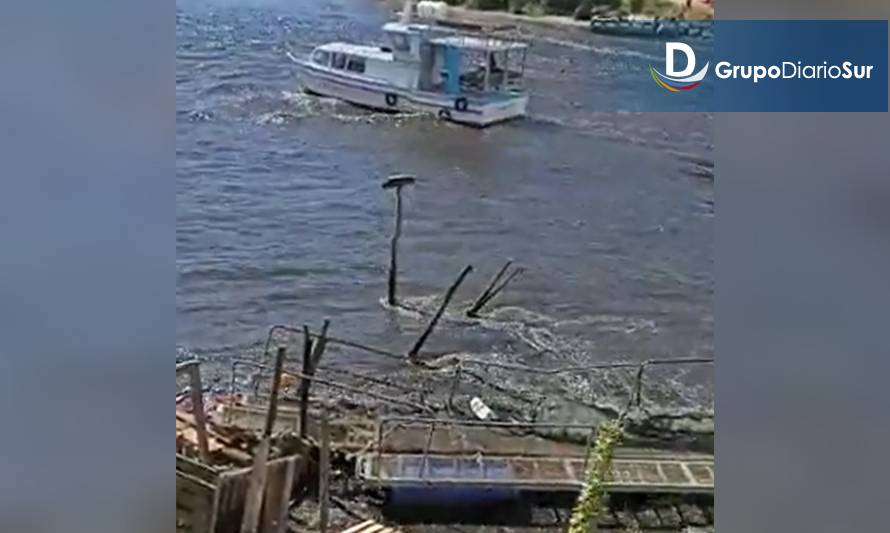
[{"x1": 176, "y1": 174, "x2": 714, "y2": 532}]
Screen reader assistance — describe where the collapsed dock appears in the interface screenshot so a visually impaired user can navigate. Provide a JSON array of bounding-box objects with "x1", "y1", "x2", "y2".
[{"x1": 176, "y1": 174, "x2": 714, "y2": 532}]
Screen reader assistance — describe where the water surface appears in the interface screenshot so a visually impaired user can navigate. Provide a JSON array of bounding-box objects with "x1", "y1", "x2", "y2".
[{"x1": 176, "y1": 0, "x2": 714, "y2": 412}]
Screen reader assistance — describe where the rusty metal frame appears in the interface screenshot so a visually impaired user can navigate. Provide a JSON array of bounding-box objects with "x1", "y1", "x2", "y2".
[{"x1": 228, "y1": 359, "x2": 435, "y2": 415}]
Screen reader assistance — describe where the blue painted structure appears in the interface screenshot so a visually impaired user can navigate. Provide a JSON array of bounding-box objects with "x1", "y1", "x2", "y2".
[{"x1": 443, "y1": 45, "x2": 461, "y2": 94}]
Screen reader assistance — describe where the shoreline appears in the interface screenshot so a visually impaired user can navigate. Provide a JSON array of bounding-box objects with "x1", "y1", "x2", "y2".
[
  {"x1": 434, "y1": 5, "x2": 590, "y2": 32},
  {"x1": 399, "y1": 1, "x2": 714, "y2": 33}
]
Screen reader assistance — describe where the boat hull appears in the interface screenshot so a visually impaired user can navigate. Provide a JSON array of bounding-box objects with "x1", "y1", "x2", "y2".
[{"x1": 298, "y1": 63, "x2": 528, "y2": 127}]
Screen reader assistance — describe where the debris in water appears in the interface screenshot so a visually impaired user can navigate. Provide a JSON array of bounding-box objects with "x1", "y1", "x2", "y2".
[{"x1": 470, "y1": 396, "x2": 494, "y2": 420}]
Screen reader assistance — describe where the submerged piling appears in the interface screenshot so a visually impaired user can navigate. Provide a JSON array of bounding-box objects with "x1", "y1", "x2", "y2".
[{"x1": 383, "y1": 174, "x2": 416, "y2": 306}]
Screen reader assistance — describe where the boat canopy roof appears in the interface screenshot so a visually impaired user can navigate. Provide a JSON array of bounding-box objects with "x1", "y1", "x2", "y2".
[
  {"x1": 429, "y1": 35, "x2": 528, "y2": 53},
  {"x1": 315, "y1": 42, "x2": 393, "y2": 61},
  {"x1": 382, "y1": 21, "x2": 433, "y2": 34}
]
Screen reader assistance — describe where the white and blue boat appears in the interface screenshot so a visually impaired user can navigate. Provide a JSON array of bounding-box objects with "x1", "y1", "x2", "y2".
[{"x1": 292, "y1": 1, "x2": 529, "y2": 127}]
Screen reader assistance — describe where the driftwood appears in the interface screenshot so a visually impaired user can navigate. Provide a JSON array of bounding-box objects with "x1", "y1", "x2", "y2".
[
  {"x1": 176, "y1": 411, "x2": 254, "y2": 465},
  {"x1": 466, "y1": 261, "x2": 524, "y2": 317},
  {"x1": 407, "y1": 264, "x2": 473, "y2": 361},
  {"x1": 383, "y1": 174, "x2": 416, "y2": 306}
]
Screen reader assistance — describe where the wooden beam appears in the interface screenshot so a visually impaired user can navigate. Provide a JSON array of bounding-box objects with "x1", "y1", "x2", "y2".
[
  {"x1": 466, "y1": 260, "x2": 512, "y2": 317},
  {"x1": 241, "y1": 346, "x2": 287, "y2": 533},
  {"x1": 264, "y1": 347, "x2": 287, "y2": 436},
  {"x1": 407, "y1": 265, "x2": 473, "y2": 361}
]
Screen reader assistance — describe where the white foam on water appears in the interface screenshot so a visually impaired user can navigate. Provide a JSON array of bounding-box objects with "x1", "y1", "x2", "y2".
[{"x1": 537, "y1": 36, "x2": 661, "y2": 62}]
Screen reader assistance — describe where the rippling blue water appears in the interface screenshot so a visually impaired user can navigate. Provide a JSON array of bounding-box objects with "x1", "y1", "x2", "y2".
[{"x1": 176, "y1": 0, "x2": 713, "y2": 403}]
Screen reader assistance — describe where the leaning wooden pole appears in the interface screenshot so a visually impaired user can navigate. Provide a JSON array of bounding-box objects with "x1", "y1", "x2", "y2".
[
  {"x1": 467, "y1": 260, "x2": 513, "y2": 317},
  {"x1": 476, "y1": 266, "x2": 524, "y2": 313},
  {"x1": 241, "y1": 346, "x2": 287, "y2": 533},
  {"x1": 310, "y1": 319, "x2": 331, "y2": 370},
  {"x1": 383, "y1": 175, "x2": 416, "y2": 306},
  {"x1": 407, "y1": 265, "x2": 473, "y2": 361}
]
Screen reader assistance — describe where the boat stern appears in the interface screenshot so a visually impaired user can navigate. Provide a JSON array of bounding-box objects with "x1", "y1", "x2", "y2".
[{"x1": 454, "y1": 92, "x2": 529, "y2": 127}]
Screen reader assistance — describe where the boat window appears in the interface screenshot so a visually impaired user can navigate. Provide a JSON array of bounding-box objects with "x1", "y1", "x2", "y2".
[
  {"x1": 390, "y1": 33, "x2": 409, "y2": 52},
  {"x1": 332, "y1": 53, "x2": 347, "y2": 70},
  {"x1": 346, "y1": 57, "x2": 366, "y2": 74},
  {"x1": 312, "y1": 50, "x2": 331, "y2": 67}
]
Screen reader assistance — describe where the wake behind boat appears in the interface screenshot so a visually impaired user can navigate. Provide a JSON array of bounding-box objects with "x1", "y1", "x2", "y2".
[{"x1": 291, "y1": 1, "x2": 529, "y2": 127}]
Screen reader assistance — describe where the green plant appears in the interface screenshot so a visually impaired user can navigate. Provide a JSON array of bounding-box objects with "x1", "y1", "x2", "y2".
[{"x1": 568, "y1": 419, "x2": 623, "y2": 533}]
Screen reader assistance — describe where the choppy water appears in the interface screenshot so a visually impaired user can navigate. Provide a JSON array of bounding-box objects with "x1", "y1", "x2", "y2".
[{"x1": 176, "y1": 0, "x2": 714, "y2": 412}]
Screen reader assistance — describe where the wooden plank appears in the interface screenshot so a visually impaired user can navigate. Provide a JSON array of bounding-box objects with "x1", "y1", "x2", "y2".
[
  {"x1": 340, "y1": 521, "x2": 375, "y2": 533},
  {"x1": 177, "y1": 454, "x2": 219, "y2": 483},
  {"x1": 261, "y1": 455, "x2": 297, "y2": 533},
  {"x1": 186, "y1": 363, "x2": 211, "y2": 462},
  {"x1": 241, "y1": 346, "x2": 287, "y2": 533}
]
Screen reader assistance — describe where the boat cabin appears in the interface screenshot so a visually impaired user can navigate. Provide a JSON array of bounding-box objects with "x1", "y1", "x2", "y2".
[
  {"x1": 381, "y1": 22, "x2": 528, "y2": 96},
  {"x1": 308, "y1": 22, "x2": 528, "y2": 97},
  {"x1": 426, "y1": 34, "x2": 527, "y2": 95}
]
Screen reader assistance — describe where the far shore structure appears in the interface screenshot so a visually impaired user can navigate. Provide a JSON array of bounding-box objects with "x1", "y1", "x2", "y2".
[{"x1": 176, "y1": 174, "x2": 715, "y2": 533}]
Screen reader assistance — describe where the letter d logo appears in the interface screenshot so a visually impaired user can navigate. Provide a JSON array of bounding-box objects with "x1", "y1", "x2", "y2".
[
  {"x1": 666, "y1": 42, "x2": 696, "y2": 77},
  {"x1": 650, "y1": 42, "x2": 710, "y2": 92}
]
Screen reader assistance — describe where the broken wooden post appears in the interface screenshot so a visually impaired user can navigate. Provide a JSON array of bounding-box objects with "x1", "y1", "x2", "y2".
[
  {"x1": 264, "y1": 346, "x2": 287, "y2": 435},
  {"x1": 299, "y1": 320, "x2": 330, "y2": 438},
  {"x1": 184, "y1": 361, "x2": 211, "y2": 463},
  {"x1": 467, "y1": 261, "x2": 523, "y2": 317},
  {"x1": 319, "y1": 409, "x2": 331, "y2": 533},
  {"x1": 310, "y1": 319, "x2": 331, "y2": 370},
  {"x1": 632, "y1": 362, "x2": 647, "y2": 408},
  {"x1": 299, "y1": 325, "x2": 313, "y2": 438},
  {"x1": 407, "y1": 264, "x2": 473, "y2": 361},
  {"x1": 241, "y1": 346, "x2": 287, "y2": 533},
  {"x1": 382, "y1": 174, "x2": 416, "y2": 306}
]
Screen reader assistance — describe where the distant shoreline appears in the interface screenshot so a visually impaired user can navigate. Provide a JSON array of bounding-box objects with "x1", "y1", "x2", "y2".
[
  {"x1": 397, "y1": 1, "x2": 714, "y2": 33},
  {"x1": 430, "y1": 5, "x2": 590, "y2": 32}
]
